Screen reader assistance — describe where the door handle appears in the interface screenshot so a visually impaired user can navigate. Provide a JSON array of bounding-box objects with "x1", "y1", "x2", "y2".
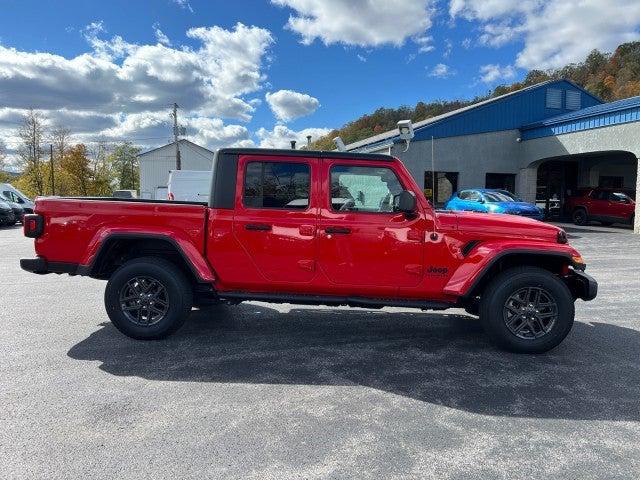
[
  {"x1": 325, "y1": 226, "x2": 351, "y2": 234},
  {"x1": 245, "y1": 223, "x2": 271, "y2": 231}
]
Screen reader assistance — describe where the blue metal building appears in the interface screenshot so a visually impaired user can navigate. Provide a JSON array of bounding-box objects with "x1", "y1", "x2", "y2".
[{"x1": 345, "y1": 79, "x2": 640, "y2": 232}]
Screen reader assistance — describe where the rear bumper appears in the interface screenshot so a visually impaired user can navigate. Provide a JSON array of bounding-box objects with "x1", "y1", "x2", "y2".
[
  {"x1": 20, "y1": 257, "x2": 80, "y2": 275},
  {"x1": 567, "y1": 269, "x2": 598, "y2": 301}
]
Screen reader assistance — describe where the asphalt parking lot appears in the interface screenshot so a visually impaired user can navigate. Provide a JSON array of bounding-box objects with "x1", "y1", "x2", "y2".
[{"x1": 1, "y1": 224, "x2": 639, "y2": 479}]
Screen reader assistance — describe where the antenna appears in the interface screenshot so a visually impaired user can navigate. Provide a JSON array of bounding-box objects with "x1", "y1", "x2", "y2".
[{"x1": 430, "y1": 135, "x2": 438, "y2": 241}]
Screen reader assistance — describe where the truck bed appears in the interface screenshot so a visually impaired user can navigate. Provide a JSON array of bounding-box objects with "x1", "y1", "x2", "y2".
[{"x1": 32, "y1": 197, "x2": 208, "y2": 266}]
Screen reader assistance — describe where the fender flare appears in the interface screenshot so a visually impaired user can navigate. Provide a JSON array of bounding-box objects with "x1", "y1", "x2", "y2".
[
  {"x1": 445, "y1": 247, "x2": 579, "y2": 299},
  {"x1": 77, "y1": 232, "x2": 215, "y2": 282}
]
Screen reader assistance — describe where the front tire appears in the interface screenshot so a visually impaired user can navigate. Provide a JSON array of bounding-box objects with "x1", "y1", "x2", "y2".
[
  {"x1": 572, "y1": 208, "x2": 588, "y2": 226},
  {"x1": 479, "y1": 267, "x2": 574, "y2": 353},
  {"x1": 105, "y1": 257, "x2": 193, "y2": 340}
]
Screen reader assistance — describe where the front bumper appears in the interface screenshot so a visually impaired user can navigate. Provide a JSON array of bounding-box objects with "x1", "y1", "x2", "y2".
[{"x1": 566, "y1": 269, "x2": 598, "y2": 301}]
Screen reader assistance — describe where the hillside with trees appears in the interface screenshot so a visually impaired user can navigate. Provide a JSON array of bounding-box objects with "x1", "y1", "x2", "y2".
[{"x1": 310, "y1": 41, "x2": 640, "y2": 150}]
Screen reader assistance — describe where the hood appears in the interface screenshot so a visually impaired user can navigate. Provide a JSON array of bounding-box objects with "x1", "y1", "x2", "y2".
[
  {"x1": 440, "y1": 211, "x2": 563, "y2": 242},
  {"x1": 0, "y1": 201, "x2": 11, "y2": 212}
]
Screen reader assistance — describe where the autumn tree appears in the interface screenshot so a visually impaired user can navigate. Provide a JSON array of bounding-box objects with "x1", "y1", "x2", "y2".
[
  {"x1": 88, "y1": 141, "x2": 113, "y2": 196},
  {"x1": 17, "y1": 109, "x2": 47, "y2": 196},
  {"x1": 0, "y1": 140, "x2": 10, "y2": 183},
  {"x1": 60, "y1": 144, "x2": 92, "y2": 195}
]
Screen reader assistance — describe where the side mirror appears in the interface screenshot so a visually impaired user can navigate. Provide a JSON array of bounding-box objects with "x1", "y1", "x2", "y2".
[
  {"x1": 478, "y1": 198, "x2": 485, "y2": 203},
  {"x1": 395, "y1": 190, "x2": 417, "y2": 214}
]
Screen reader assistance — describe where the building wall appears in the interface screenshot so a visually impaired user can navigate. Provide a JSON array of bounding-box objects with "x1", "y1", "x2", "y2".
[
  {"x1": 390, "y1": 129, "x2": 522, "y2": 192},
  {"x1": 139, "y1": 142, "x2": 213, "y2": 199}
]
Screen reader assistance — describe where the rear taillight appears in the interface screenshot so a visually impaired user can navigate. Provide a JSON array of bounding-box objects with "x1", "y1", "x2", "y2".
[
  {"x1": 23, "y1": 214, "x2": 44, "y2": 238},
  {"x1": 167, "y1": 192, "x2": 175, "y2": 201}
]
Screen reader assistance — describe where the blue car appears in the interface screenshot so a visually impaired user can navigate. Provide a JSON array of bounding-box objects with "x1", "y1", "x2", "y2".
[{"x1": 444, "y1": 189, "x2": 545, "y2": 220}]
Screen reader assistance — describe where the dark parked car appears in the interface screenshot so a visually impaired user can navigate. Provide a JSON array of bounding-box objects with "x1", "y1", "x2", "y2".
[
  {"x1": 565, "y1": 188, "x2": 635, "y2": 226},
  {"x1": 0, "y1": 199, "x2": 16, "y2": 226},
  {"x1": 0, "y1": 194, "x2": 25, "y2": 223}
]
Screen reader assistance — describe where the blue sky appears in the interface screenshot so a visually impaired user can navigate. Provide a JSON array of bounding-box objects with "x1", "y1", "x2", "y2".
[{"x1": 0, "y1": 0, "x2": 638, "y2": 156}]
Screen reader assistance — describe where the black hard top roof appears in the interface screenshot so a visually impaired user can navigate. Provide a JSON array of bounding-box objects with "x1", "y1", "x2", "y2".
[{"x1": 217, "y1": 148, "x2": 395, "y2": 162}]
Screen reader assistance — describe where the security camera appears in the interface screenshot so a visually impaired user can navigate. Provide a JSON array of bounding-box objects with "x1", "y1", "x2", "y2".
[
  {"x1": 334, "y1": 137, "x2": 346, "y2": 152},
  {"x1": 397, "y1": 120, "x2": 414, "y2": 140},
  {"x1": 397, "y1": 120, "x2": 414, "y2": 152}
]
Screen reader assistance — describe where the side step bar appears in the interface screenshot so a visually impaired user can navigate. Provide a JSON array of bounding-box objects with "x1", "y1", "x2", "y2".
[{"x1": 217, "y1": 292, "x2": 453, "y2": 311}]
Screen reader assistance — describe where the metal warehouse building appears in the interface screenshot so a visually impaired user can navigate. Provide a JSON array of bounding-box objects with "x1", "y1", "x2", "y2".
[
  {"x1": 138, "y1": 139, "x2": 214, "y2": 200},
  {"x1": 345, "y1": 79, "x2": 640, "y2": 232}
]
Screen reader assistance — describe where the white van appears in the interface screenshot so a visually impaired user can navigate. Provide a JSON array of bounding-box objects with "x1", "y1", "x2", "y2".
[
  {"x1": 0, "y1": 183, "x2": 35, "y2": 213},
  {"x1": 167, "y1": 170, "x2": 212, "y2": 202}
]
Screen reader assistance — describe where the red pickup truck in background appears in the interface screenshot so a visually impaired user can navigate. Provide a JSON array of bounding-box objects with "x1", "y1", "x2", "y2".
[
  {"x1": 566, "y1": 187, "x2": 635, "y2": 226},
  {"x1": 21, "y1": 148, "x2": 597, "y2": 353}
]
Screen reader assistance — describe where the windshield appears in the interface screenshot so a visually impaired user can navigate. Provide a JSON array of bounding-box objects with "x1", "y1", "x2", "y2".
[{"x1": 483, "y1": 191, "x2": 517, "y2": 202}]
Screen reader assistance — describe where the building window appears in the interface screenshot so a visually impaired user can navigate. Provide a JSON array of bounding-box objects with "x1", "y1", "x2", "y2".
[
  {"x1": 424, "y1": 171, "x2": 458, "y2": 206},
  {"x1": 485, "y1": 173, "x2": 516, "y2": 193},
  {"x1": 599, "y1": 176, "x2": 624, "y2": 188},
  {"x1": 566, "y1": 90, "x2": 581, "y2": 110},
  {"x1": 243, "y1": 161, "x2": 310, "y2": 209},
  {"x1": 546, "y1": 88, "x2": 562, "y2": 109}
]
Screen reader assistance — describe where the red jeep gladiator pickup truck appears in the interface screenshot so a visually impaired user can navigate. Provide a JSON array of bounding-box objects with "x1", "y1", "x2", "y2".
[{"x1": 21, "y1": 148, "x2": 597, "y2": 353}]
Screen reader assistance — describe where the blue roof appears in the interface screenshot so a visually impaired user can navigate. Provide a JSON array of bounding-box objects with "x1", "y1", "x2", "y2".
[
  {"x1": 347, "y1": 79, "x2": 602, "y2": 152},
  {"x1": 520, "y1": 95, "x2": 640, "y2": 140}
]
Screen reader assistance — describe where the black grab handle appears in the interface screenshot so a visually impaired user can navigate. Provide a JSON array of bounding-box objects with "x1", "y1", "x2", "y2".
[
  {"x1": 245, "y1": 223, "x2": 272, "y2": 231},
  {"x1": 325, "y1": 226, "x2": 351, "y2": 234}
]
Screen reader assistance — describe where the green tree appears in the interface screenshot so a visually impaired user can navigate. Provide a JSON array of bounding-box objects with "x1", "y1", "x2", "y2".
[{"x1": 108, "y1": 142, "x2": 140, "y2": 191}]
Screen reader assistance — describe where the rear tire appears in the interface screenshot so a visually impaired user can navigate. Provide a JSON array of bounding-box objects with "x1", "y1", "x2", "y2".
[
  {"x1": 572, "y1": 208, "x2": 588, "y2": 226},
  {"x1": 479, "y1": 267, "x2": 574, "y2": 353},
  {"x1": 104, "y1": 257, "x2": 193, "y2": 340}
]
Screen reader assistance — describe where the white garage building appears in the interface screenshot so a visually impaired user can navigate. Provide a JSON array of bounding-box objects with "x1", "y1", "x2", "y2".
[{"x1": 138, "y1": 139, "x2": 214, "y2": 200}]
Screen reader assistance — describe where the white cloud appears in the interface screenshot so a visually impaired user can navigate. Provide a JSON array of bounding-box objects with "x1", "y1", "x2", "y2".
[
  {"x1": 153, "y1": 23, "x2": 171, "y2": 46},
  {"x1": 427, "y1": 63, "x2": 454, "y2": 78},
  {"x1": 414, "y1": 35, "x2": 435, "y2": 53},
  {"x1": 449, "y1": 0, "x2": 525, "y2": 21},
  {"x1": 478, "y1": 21, "x2": 519, "y2": 48},
  {"x1": 443, "y1": 38, "x2": 453, "y2": 58},
  {"x1": 172, "y1": 0, "x2": 194, "y2": 13},
  {"x1": 0, "y1": 22, "x2": 274, "y2": 153},
  {"x1": 450, "y1": 0, "x2": 640, "y2": 69},
  {"x1": 461, "y1": 37, "x2": 472, "y2": 49},
  {"x1": 272, "y1": 0, "x2": 435, "y2": 47},
  {"x1": 265, "y1": 89, "x2": 320, "y2": 122},
  {"x1": 479, "y1": 63, "x2": 517, "y2": 83},
  {"x1": 256, "y1": 125, "x2": 331, "y2": 149}
]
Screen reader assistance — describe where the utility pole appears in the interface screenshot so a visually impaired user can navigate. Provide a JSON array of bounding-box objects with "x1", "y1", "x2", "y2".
[
  {"x1": 49, "y1": 144, "x2": 55, "y2": 195},
  {"x1": 172, "y1": 103, "x2": 181, "y2": 170}
]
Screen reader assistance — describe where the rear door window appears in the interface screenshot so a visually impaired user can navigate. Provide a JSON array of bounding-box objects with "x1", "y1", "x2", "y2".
[{"x1": 243, "y1": 161, "x2": 310, "y2": 209}]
